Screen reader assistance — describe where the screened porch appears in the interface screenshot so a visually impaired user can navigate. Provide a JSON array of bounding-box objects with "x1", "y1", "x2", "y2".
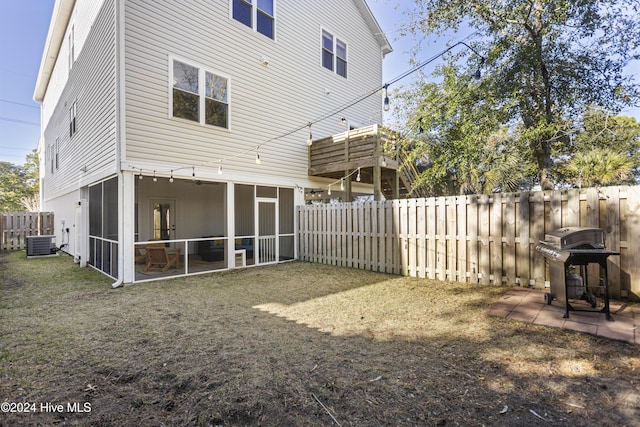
[{"x1": 132, "y1": 178, "x2": 295, "y2": 283}]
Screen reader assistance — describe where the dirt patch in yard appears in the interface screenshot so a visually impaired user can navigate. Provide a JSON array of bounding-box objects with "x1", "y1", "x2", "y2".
[{"x1": 1, "y1": 251, "x2": 639, "y2": 426}]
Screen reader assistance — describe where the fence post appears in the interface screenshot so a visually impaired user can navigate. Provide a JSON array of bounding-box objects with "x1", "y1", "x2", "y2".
[
  {"x1": 625, "y1": 186, "x2": 640, "y2": 299},
  {"x1": 456, "y1": 195, "x2": 468, "y2": 283},
  {"x1": 530, "y1": 191, "x2": 545, "y2": 287},
  {"x1": 478, "y1": 194, "x2": 490, "y2": 285},
  {"x1": 446, "y1": 195, "x2": 457, "y2": 282},
  {"x1": 491, "y1": 193, "x2": 503, "y2": 285},
  {"x1": 417, "y1": 198, "x2": 426, "y2": 279},
  {"x1": 604, "y1": 186, "x2": 621, "y2": 298},
  {"x1": 503, "y1": 193, "x2": 516, "y2": 285},
  {"x1": 518, "y1": 192, "x2": 531, "y2": 286}
]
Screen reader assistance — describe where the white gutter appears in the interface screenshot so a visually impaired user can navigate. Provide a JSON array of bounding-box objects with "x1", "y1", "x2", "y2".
[
  {"x1": 113, "y1": 0, "x2": 127, "y2": 288},
  {"x1": 356, "y1": 0, "x2": 393, "y2": 56},
  {"x1": 33, "y1": 0, "x2": 76, "y2": 101}
]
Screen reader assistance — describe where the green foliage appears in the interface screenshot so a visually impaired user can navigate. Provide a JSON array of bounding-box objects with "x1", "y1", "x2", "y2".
[
  {"x1": 561, "y1": 107, "x2": 640, "y2": 187},
  {"x1": 399, "y1": 64, "x2": 536, "y2": 195},
  {"x1": 0, "y1": 150, "x2": 40, "y2": 212},
  {"x1": 565, "y1": 148, "x2": 635, "y2": 187},
  {"x1": 572, "y1": 108, "x2": 640, "y2": 156},
  {"x1": 399, "y1": 0, "x2": 640, "y2": 192}
]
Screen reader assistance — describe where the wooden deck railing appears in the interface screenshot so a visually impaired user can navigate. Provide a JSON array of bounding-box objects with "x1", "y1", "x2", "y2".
[{"x1": 308, "y1": 124, "x2": 426, "y2": 199}]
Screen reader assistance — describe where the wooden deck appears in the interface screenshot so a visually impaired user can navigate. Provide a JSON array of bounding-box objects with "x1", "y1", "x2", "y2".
[{"x1": 308, "y1": 124, "x2": 423, "y2": 200}]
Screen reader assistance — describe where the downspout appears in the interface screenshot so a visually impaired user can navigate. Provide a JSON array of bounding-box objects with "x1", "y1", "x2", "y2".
[
  {"x1": 111, "y1": 277, "x2": 123, "y2": 289},
  {"x1": 112, "y1": 0, "x2": 124, "y2": 288}
]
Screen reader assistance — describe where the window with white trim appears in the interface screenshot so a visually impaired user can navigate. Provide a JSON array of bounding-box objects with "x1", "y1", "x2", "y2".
[
  {"x1": 68, "y1": 24, "x2": 75, "y2": 73},
  {"x1": 171, "y1": 59, "x2": 229, "y2": 129},
  {"x1": 232, "y1": 0, "x2": 275, "y2": 39},
  {"x1": 55, "y1": 138, "x2": 59, "y2": 170},
  {"x1": 69, "y1": 101, "x2": 77, "y2": 137},
  {"x1": 336, "y1": 39, "x2": 347, "y2": 78},
  {"x1": 322, "y1": 30, "x2": 347, "y2": 78},
  {"x1": 49, "y1": 143, "x2": 54, "y2": 174}
]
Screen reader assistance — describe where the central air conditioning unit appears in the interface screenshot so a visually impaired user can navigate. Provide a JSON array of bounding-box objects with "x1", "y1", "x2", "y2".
[{"x1": 26, "y1": 235, "x2": 57, "y2": 257}]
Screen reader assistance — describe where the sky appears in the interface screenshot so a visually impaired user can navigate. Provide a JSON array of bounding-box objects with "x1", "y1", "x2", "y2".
[
  {"x1": 0, "y1": 0, "x2": 638, "y2": 166},
  {"x1": 0, "y1": 0, "x2": 55, "y2": 165}
]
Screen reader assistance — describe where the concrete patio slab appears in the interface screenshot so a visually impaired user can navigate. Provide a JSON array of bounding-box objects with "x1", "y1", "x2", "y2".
[{"x1": 487, "y1": 287, "x2": 637, "y2": 345}]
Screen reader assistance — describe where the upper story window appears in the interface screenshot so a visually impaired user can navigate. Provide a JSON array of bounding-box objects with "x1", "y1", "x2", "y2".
[
  {"x1": 68, "y1": 24, "x2": 75, "y2": 74},
  {"x1": 49, "y1": 143, "x2": 54, "y2": 174},
  {"x1": 232, "y1": 0, "x2": 275, "y2": 39},
  {"x1": 322, "y1": 30, "x2": 347, "y2": 78},
  {"x1": 69, "y1": 100, "x2": 77, "y2": 137},
  {"x1": 47, "y1": 139, "x2": 59, "y2": 174},
  {"x1": 171, "y1": 59, "x2": 229, "y2": 129}
]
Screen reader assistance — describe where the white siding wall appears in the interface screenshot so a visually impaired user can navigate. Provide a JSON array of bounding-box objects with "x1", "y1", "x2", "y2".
[
  {"x1": 123, "y1": 0, "x2": 384, "y2": 184},
  {"x1": 41, "y1": 0, "x2": 117, "y2": 202},
  {"x1": 41, "y1": 0, "x2": 107, "y2": 130},
  {"x1": 42, "y1": 185, "x2": 86, "y2": 258}
]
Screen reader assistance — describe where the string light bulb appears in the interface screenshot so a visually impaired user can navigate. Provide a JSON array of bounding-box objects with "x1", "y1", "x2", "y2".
[
  {"x1": 153, "y1": 170, "x2": 157, "y2": 182},
  {"x1": 169, "y1": 170, "x2": 174, "y2": 183},
  {"x1": 192, "y1": 166, "x2": 195, "y2": 181},
  {"x1": 340, "y1": 178, "x2": 345, "y2": 191},
  {"x1": 218, "y1": 160, "x2": 223, "y2": 175},
  {"x1": 128, "y1": 44, "x2": 485, "y2": 194},
  {"x1": 356, "y1": 167, "x2": 361, "y2": 182},
  {"x1": 328, "y1": 185, "x2": 332, "y2": 196}
]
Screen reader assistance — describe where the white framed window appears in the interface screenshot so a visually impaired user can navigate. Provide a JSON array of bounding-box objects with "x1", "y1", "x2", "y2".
[
  {"x1": 232, "y1": 0, "x2": 275, "y2": 39},
  {"x1": 336, "y1": 39, "x2": 347, "y2": 78},
  {"x1": 49, "y1": 143, "x2": 54, "y2": 174},
  {"x1": 170, "y1": 58, "x2": 230, "y2": 129},
  {"x1": 69, "y1": 100, "x2": 77, "y2": 137},
  {"x1": 68, "y1": 24, "x2": 75, "y2": 73},
  {"x1": 321, "y1": 29, "x2": 347, "y2": 78}
]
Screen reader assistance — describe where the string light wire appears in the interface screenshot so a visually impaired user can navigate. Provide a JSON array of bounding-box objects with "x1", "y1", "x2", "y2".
[{"x1": 129, "y1": 40, "x2": 483, "y2": 178}]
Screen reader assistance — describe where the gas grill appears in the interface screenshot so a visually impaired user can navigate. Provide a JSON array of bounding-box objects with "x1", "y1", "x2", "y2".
[{"x1": 535, "y1": 227, "x2": 618, "y2": 320}]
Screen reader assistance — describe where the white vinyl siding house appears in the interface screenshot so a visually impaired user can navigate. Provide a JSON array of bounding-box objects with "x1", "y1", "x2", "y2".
[
  {"x1": 35, "y1": 0, "x2": 391, "y2": 285},
  {"x1": 37, "y1": 0, "x2": 117, "y2": 203},
  {"x1": 124, "y1": 0, "x2": 386, "y2": 181}
]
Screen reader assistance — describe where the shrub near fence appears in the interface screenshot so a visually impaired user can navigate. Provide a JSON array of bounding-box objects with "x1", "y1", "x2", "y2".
[
  {"x1": 297, "y1": 185, "x2": 640, "y2": 301},
  {"x1": 0, "y1": 212, "x2": 55, "y2": 251}
]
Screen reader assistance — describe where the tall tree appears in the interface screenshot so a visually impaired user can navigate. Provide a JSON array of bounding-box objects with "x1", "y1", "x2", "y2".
[
  {"x1": 0, "y1": 150, "x2": 40, "y2": 212},
  {"x1": 401, "y1": 0, "x2": 640, "y2": 190},
  {"x1": 399, "y1": 64, "x2": 536, "y2": 195}
]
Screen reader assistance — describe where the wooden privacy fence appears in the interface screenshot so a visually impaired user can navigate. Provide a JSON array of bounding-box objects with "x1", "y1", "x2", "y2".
[
  {"x1": 297, "y1": 185, "x2": 640, "y2": 300},
  {"x1": 0, "y1": 212, "x2": 55, "y2": 251}
]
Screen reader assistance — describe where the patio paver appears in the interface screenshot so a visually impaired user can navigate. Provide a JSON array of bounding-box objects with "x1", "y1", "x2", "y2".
[{"x1": 487, "y1": 287, "x2": 637, "y2": 345}]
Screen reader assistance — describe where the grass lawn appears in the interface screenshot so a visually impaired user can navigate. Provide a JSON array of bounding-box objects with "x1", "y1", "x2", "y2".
[{"x1": 1, "y1": 251, "x2": 639, "y2": 426}]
